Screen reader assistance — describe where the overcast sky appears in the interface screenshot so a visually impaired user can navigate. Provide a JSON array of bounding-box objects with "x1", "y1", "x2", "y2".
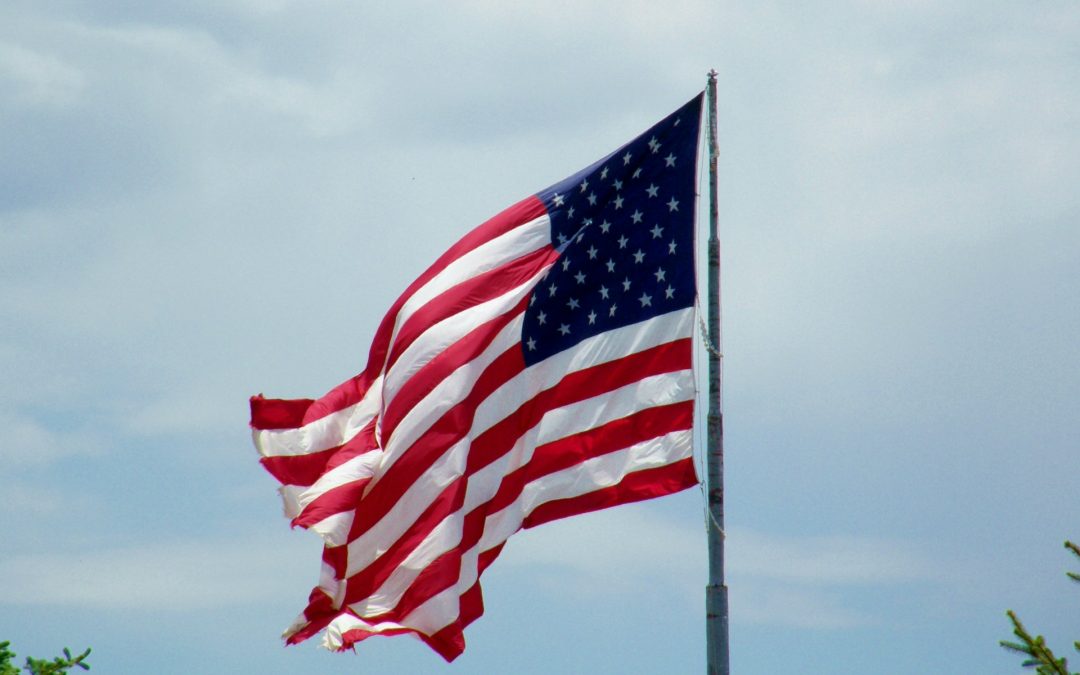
[{"x1": 2, "y1": 1, "x2": 1078, "y2": 673}]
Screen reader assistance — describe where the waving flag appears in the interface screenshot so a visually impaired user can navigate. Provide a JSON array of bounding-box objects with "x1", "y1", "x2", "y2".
[{"x1": 250, "y1": 92, "x2": 704, "y2": 661}]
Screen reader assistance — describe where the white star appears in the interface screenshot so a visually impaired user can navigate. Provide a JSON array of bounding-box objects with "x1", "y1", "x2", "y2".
[
  {"x1": 648, "y1": 136, "x2": 660, "y2": 152},
  {"x1": 646, "y1": 184, "x2": 659, "y2": 198},
  {"x1": 567, "y1": 297, "x2": 580, "y2": 310},
  {"x1": 674, "y1": 117, "x2": 681, "y2": 126},
  {"x1": 529, "y1": 294, "x2": 536, "y2": 305},
  {"x1": 574, "y1": 271, "x2": 586, "y2": 284},
  {"x1": 664, "y1": 153, "x2": 676, "y2": 167},
  {"x1": 667, "y1": 197, "x2": 679, "y2": 212},
  {"x1": 557, "y1": 233, "x2": 568, "y2": 245},
  {"x1": 587, "y1": 192, "x2": 597, "y2": 205},
  {"x1": 599, "y1": 285, "x2": 610, "y2": 299},
  {"x1": 587, "y1": 310, "x2": 597, "y2": 325},
  {"x1": 587, "y1": 246, "x2": 598, "y2": 259},
  {"x1": 609, "y1": 304, "x2": 618, "y2": 317},
  {"x1": 583, "y1": 218, "x2": 593, "y2": 227},
  {"x1": 605, "y1": 259, "x2": 616, "y2": 272},
  {"x1": 632, "y1": 168, "x2": 642, "y2": 179},
  {"x1": 548, "y1": 282, "x2": 558, "y2": 296},
  {"x1": 622, "y1": 151, "x2": 632, "y2": 165},
  {"x1": 599, "y1": 220, "x2": 611, "y2": 233},
  {"x1": 567, "y1": 206, "x2": 575, "y2": 219},
  {"x1": 650, "y1": 224, "x2": 664, "y2": 239},
  {"x1": 639, "y1": 292, "x2": 653, "y2": 307},
  {"x1": 561, "y1": 258, "x2": 571, "y2": 271},
  {"x1": 558, "y1": 323, "x2": 571, "y2": 336},
  {"x1": 537, "y1": 311, "x2": 547, "y2": 325},
  {"x1": 617, "y1": 235, "x2": 628, "y2": 249},
  {"x1": 668, "y1": 240, "x2": 677, "y2": 254},
  {"x1": 613, "y1": 196, "x2": 624, "y2": 210},
  {"x1": 527, "y1": 337, "x2": 537, "y2": 350},
  {"x1": 580, "y1": 179, "x2": 589, "y2": 193},
  {"x1": 553, "y1": 193, "x2": 564, "y2": 206},
  {"x1": 576, "y1": 233, "x2": 584, "y2": 243},
  {"x1": 633, "y1": 249, "x2": 645, "y2": 263},
  {"x1": 622, "y1": 277, "x2": 631, "y2": 291},
  {"x1": 630, "y1": 210, "x2": 643, "y2": 224},
  {"x1": 613, "y1": 179, "x2": 623, "y2": 191},
  {"x1": 654, "y1": 267, "x2": 666, "y2": 282},
  {"x1": 600, "y1": 167, "x2": 609, "y2": 180},
  {"x1": 665, "y1": 285, "x2": 675, "y2": 299}
]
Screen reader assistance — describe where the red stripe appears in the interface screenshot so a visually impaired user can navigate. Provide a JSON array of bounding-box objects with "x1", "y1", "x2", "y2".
[
  {"x1": 291, "y1": 478, "x2": 371, "y2": 529},
  {"x1": 485, "y1": 400, "x2": 694, "y2": 516},
  {"x1": 370, "y1": 545, "x2": 462, "y2": 622},
  {"x1": 379, "y1": 298, "x2": 529, "y2": 444},
  {"x1": 522, "y1": 457, "x2": 698, "y2": 530},
  {"x1": 340, "y1": 339, "x2": 689, "y2": 594},
  {"x1": 346, "y1": 344, "x2": 527, "y2": 541},
  {"x1": 337, "y1": 624, "x2": 416, "y2": 650},
  {"x1": 384, "y1": 246, "x2": 555, "y2": 373},
  {"x1": 421, "y1": 624, "x2": 466, "y2": 662},
  {"x1": 337, "y1": 355, "x2": 690, "y2": 625},
  {"x1": 259, "y1": 419, "x2": 377, "y2": 487},
  {"x1": 250, "y1": 395, "x2": 315, "y2": 431},
  {"x1": 342, "y1": 478, "x2": 467, "y2": 604},
  {"x1": 284, "y1": 588, "x2": 339, "y2": 645},
  {"x1": 421, "y1": 580, "x2": 485, "y2": 661},
  {"x1": 323, "y1": 544, "x2": 347, "y2": 579},
  {"x1": 252, "y1": 196, "x2": 546, "y2": 431},
  {"x1": 466, "y1": 338, "x2": 693, "y2": 475},
  {"x1": 527, "y1": 400, "x2": 693, "y2": 479}
]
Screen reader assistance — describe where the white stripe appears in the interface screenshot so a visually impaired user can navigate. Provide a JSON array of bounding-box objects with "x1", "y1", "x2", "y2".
[
  {"x1": 461, "y1": 369, "x2": 693, "y2": 515},
  {"x1": 391, "y1": 429, "x2": 694, "y2": 639},
  {"x1": 401, "y1": 576, "x2": 468, "y2": 634},
  {"x1": 349, "y1": 513, "x2": 463, "y2": 618},
  {"x1": 380, "y1": 268, "x2": 548, "y2": 407},
  {"x1": 468, "y1": 307, "x2": 694, "y2": 445},
  {"x1": 291, "y1": 451, "x2": 381, "y2": 514},
  {"x1": 387, "y1": 214, "x2": 550, "y2": 348},
  {"x1": 343, "y1": 308, "x2": 694, "y2": 575},
  {"x1": 257, "y1": 216, "x2": 549, "y2": 462},
  {"x1": 520, "y1": 428, "x2": 693, "y2": 513},
  {"x1": 352, "y1": 381, "x2": 693, "y2": 624},
  {"x1": 253, "y1": 375, "x2": 383, "y2": 458},
  {"x1": 321, "y1": 614, "x2": 407, "y2": 650},
  {"x1": 534, "y1": 368, "x2": 694, "y2": 447},
  {"x1": 309, "y1": 511, "x2": 355, "y2": 548},
  {"x1": 345, "y1": 438, "x2": 467, "y2": 576},
  {"x1": 380, "y1": 312, "x2": 524, "y2": 465}
]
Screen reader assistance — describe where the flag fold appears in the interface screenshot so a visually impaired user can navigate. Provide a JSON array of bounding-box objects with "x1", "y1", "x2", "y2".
[{"x1": 250, "y1": 92, "x2": 704, "y2": 661}]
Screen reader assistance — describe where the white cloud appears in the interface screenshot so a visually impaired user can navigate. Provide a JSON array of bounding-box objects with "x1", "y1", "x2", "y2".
[
  {"x1": 727, "y1": 528, "x2": 939, "y2": 586},
  {"x1": 0, "y1": 412, "x2": 104, "y2": 467},
  {"x1": 0, "y1": 535, "x2": 315, "y2": 610},
  {"x1": 0, "y1": 41, "x2": 85, "y2": 106},
  {"x1": 732, "y1": 581, "x2": 873, "y2": 629},
  {"x1": 499, "y1": 501, "x2": 705, "y2": 597},
  {"x1": 499, "y1": 505, "x2": 943, "y2": 629}
]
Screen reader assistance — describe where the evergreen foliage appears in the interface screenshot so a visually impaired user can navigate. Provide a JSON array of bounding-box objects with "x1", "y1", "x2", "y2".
[
  {"x1": 1000, "y1": 541, "x2": 1080, "y2": 674},
  {"x1": 0, "y1": 642, "x2": 90, "y2": 675}
]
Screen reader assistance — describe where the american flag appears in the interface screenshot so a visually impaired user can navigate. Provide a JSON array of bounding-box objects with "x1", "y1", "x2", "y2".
[{"x1": 250, "y1": 92, "x2": 704, "y2": 661}]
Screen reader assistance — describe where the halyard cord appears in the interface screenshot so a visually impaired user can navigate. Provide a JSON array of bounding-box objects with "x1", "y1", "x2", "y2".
[
  {"x1": 696, "y1": 305, "x2": 723, "y2": 359},
  {"x1": 693, "y1": 297, "x2": 724, "y2": 540}
]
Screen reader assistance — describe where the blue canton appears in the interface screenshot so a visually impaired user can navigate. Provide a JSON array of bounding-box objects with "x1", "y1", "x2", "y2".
[{"x1": 522, "y1": 94, "x2": 703, "y2": 365}]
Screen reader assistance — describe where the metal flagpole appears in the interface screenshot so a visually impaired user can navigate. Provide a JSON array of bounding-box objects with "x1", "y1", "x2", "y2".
[{"x1": 704, "y1": 69, "x2": 730, "y2": 675}]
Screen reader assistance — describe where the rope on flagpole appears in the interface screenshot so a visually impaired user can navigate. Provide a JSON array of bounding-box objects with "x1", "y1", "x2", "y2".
[{"x1": 696, "y1": 308, "x2": 724, "y2": 359}]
